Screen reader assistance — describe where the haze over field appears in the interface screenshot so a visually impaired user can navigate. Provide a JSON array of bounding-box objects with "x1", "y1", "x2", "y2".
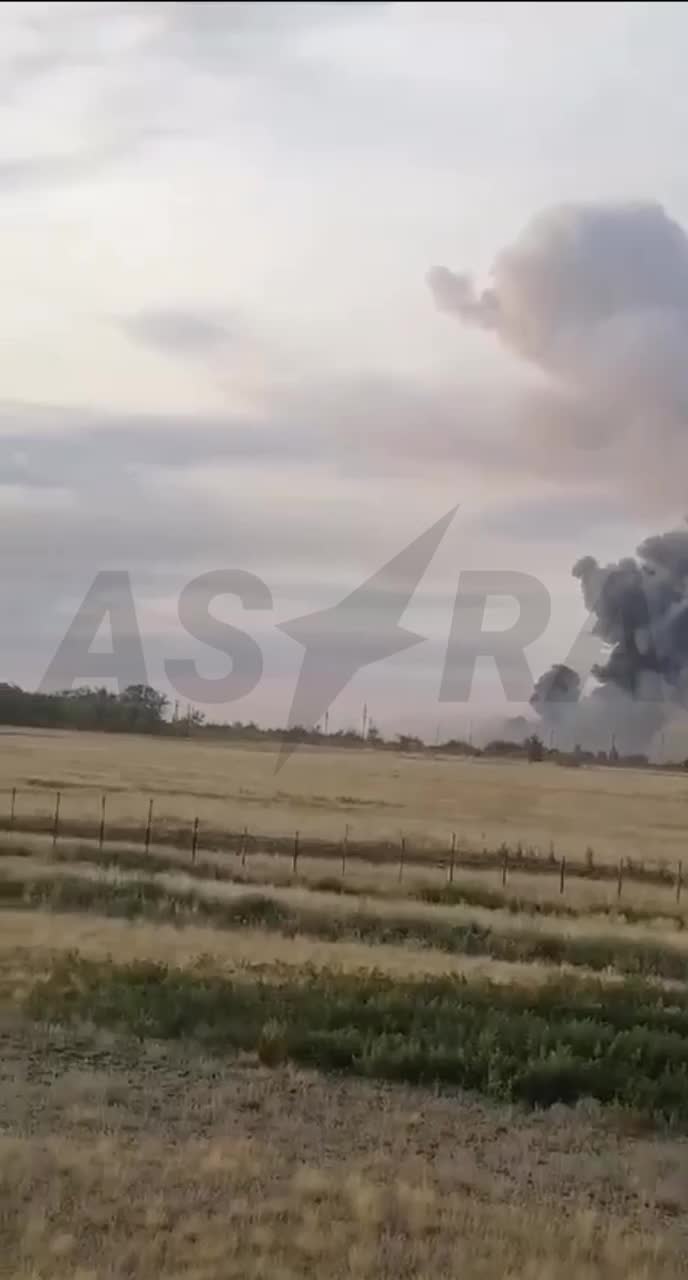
[{"x1": 5, "y1": 2, "x2": 688, "y2": 748}]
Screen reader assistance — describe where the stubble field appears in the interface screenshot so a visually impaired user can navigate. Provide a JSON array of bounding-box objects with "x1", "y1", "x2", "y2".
[
  {"x1": 3, "y1": 728, "x2": 688, "y2": 1276},
  {"x1": 2, "y1": 725, "x2": 688, "y2": 863}
]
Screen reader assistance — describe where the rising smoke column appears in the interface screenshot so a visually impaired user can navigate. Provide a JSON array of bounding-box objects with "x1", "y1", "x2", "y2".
[
  {"x1": 574, "y1": 531, "x2": 688, "y2": 698},
  {"x1": 429, "y1": 201, "x2": 688, "y2": 494},
  {"x1": 529, "y1": 663, "x2": 581, "y2": 725},
  {"x1": 429, "y1": 201, "x2": 688, "y2": 747}
]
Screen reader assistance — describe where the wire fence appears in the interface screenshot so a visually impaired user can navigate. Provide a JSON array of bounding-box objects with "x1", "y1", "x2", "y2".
[{"x1": 0, "y1": 784, "x2": 685, "y2": 903}]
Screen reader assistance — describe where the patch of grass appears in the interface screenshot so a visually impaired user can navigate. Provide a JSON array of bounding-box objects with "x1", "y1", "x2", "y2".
[
  {"x1": 4, "y1": 865, "x2": 688, "y2": 983},
  {"x1": 8, "y1": 838, "x2": 683, "y2": 933},
  {"x1": 419, "y1": 880, "x2": 686, "y2": 929},
  {"x1": 23, "y1": 954, "x2": 688, "y2": 1121}
]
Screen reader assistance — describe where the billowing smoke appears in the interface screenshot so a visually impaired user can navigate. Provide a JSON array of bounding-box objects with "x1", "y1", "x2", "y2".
[
  {"x1": 524, "y1": 530, "x2": 688, "y2": 751},
  {"x1": 430, "y1": 201, "x2": 688, "y2": 749},
  {"x1": 429, "y1": 201, "x2": 688, "y2": 500},
  {"x1": 530, "y1": 664, "x2": 581, "y2": 724}
]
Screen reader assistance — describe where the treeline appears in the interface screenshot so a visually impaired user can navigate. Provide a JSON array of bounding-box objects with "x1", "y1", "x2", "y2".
[
  {"x1": 0, "y1": 683, "x2": 171, "y2": 735},
  {"x1": 0, "y1": 682, "x2": 684, "y2": 770},
  {"x1": 0, "y1": 683, "x2": 391, "y2": 744}
]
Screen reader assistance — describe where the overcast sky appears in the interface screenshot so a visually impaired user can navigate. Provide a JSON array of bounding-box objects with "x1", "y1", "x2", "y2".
[{"x1": 4, "y1": 1, "x2": 688, "y2": 736}]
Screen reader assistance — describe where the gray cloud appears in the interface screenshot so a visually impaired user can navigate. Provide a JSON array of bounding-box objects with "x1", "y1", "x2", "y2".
[
  {"x1": 0, "y1": 139, "x2": 130, "y2": 193},
  {"x1": 429, "y1": 201, "x2": 688, "y2": 505},
  {"x1": 0, "y1": 377, "x2": 468, "y2": 710},
  {"x1": 118, "y1": 307, "x2": 239, "y2": 356},
  {"x1": 0, "y1": 395, "x2": 446, "y2": 605},
  {"x1": 472, "y1": 492, "x2": 632, "y2": 544},
  {"x1": 429, "y1": 202, "x2": 688, "y2": 369}
]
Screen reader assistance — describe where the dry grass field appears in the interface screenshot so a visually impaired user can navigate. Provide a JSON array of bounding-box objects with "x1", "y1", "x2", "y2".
[
  {"x1": 3, "y1": 728, "x2": 688, "y2": 1276},
  {"x1": 2, "y1": 726, "x2": 688, "y2": 865},
  {"x1": 4, "y1": 1015, "x2": 688, "y2": 1280},
  {"x1": 3, "y1": 1015, "x2": 688, "y2": 1280}
]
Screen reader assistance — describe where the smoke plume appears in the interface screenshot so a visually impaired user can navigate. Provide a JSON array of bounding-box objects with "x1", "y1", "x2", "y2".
[
  {"x1": 530, "y1": 664, "x2": 581, "y2": 724},
  {"x1": 429, "y1": 201, "x2": 688, "y2": 499},
  {"x1": 430, "y1": 201, "x2": 688, "y2": 748},
  {"x1": 527, "y1": 531, "x2": 688, "y2": 751}
]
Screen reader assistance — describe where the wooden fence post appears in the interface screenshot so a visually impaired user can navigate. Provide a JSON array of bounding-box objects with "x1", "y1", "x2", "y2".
[
  {"x1": 99, "y1": 794, "x2": 106, "y2": 850},
  {"x1": 617, "y1": 858, "x2": 624, "y2": 899},
  {"x1": 342, "y1": 823, "x2": 349, "y2": 876},
  {"x1": 52, "y1": 791, "x2": 61, "y2": 849},
  {"x1": 241, "y1": 826, "x2": 248, "y2": 868},
  {"x1": 677, "y1": 859, "x2": 683, "y2": 904},
  {"x1": 559, "y1": 856, "x2": 566, "y2": 895},
  {"x1": 448, "y1": 831, "x2": 456, "y2": 884},
  {"x1": 501, "y1": 846, "x2": 508, "y2": 888},
  {"x1": 144, "y1": 799, "x2": 154, "y2": 854},
  {"x1": 191, "y1": 817, "x2": 199, "y2": 864},
  {"x1": 398, "y1": 835, "x2": 406, "y2": 882},
  {"x1": 9, "y1": 787, "x2": 16, "y2": 832},
  {"x1": 292, "y1": 830, "x2": 300, "y2": 874}
]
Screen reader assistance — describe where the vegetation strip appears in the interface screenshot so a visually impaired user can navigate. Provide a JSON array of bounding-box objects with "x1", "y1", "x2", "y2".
[
  {"x1": 6, "y1": 839, "x2": 685, "y2": 929},
  {"x1": 3, "y1": 866, "x2": 688, "y2": 982},
  {"x1": 22, "y1": 955, "x2": 688, "y2": 1120},
  {"x1": 0, "y1": 811, "x2": 677, "y2": 887}
]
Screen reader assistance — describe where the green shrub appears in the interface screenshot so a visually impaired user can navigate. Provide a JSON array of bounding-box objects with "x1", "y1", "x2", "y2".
[{"x1": 23, "y1": 956, "x2": 688, "y2": 1124}]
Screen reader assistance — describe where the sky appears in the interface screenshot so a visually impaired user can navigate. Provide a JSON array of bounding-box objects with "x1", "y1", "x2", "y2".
[{"x1": 4, "y1": 0, "x2": 688, "y2": 738}]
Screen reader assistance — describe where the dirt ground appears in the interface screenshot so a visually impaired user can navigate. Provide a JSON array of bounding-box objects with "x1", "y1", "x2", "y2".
[{"x1": 2, "y1": 1013, "x2": 688, "y2": 1279}]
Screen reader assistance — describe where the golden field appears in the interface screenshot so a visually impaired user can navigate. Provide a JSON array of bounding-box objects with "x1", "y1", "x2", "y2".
[
  {"x1": 2, "y1": 726, "x2": 688, "y2": 864},
  {"x1": 3, "y1": 727, "x2": 688, "y2": 1277}
]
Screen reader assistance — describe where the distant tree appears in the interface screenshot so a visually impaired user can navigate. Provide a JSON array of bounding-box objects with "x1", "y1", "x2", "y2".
[
  {"x1": 485, "y1": 739, "x2": 524, "y2": 758},
  {"x1": 439, "y1": 738, "x2": 481, "y2": 758},
  {"x1": 526, "y1": 734, "x2": 544, "y2": 763},
  {"x1": 119, "y1": 684, "x2": 169, "y2": 731}
]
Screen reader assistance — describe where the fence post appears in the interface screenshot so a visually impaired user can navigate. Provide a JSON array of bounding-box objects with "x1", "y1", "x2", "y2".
[
  {"x1": 398, "y1": 834, "x2": 406, "y2": 882},
  {"x1": 342, "y1": 823, "x2": 349, "y2": 876},
  {"x1": 144, "y1": 799, "x2": 154, "y2": 854},
  {"x1": 559, "y1": 856, "x2": 566, "y2": 895},
  {"x1": 292, "y1": 830, "x2": 300, "y2": 874},
  {"x1": 52, "y1": 791, "x2": 61, "y2": 849},
  {"x1": 191, "y1": 816, "x2": 199, "y2": 864},
  {"x1": 241, "y1": 826, "x2": 248, "y2": 868},
  {"x1": 617, "y1": 858, "x2": 624, "y2": 899},
  {"x1": 677, "y1": 859, "x2": 683, "y2": 904},
  {"x1": 501, "y1": 846, "x2": 508, "y2": 888},
  {"x1": 448, "y1": 831, "x2": 456, "y2": 884},
  {"x1": 9, "y1": 787, "x2": 16, "y2": 832},
  {"x1": 99, "y1": 794, "x2": 106, "y2": 850}
]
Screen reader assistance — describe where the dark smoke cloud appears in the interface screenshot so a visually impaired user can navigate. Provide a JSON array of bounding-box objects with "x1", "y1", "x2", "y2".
[
  {"x1": 430, "y1": 201, "x2": 688, "y2": 748},
  {"x1": 530, "y1": 664, "x2": 581, "y2": 725},
  {"x1": 531, "y1": 529, "x2": 688, "y2": 752},
  {"x1": 574, "y1": 531, "x2": 688, "y2": 697},
  {"x1": 429, "y1": 201, "x2": 688, "y2": 500}
]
